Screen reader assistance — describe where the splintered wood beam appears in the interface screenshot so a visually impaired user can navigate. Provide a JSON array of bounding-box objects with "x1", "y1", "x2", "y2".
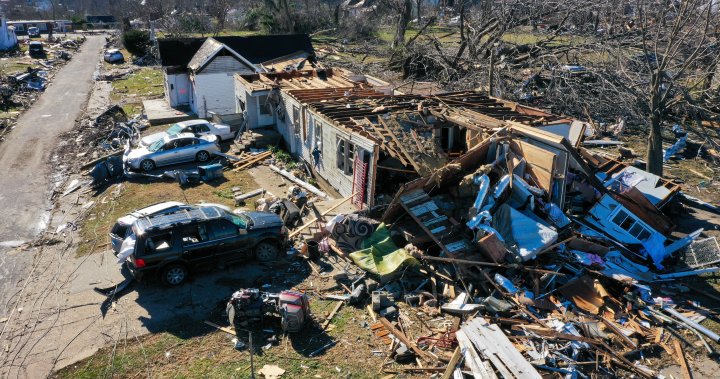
[{"x1": 379, "y1": 317, "x2": 434, "y2": 362}]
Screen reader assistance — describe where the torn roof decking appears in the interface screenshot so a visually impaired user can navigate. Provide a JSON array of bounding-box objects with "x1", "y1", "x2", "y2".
[
  {"x1": 286, "y1": 90, "x2": 574, "y2": 174},
  {"x1": 237, "y1": 68, "x2": 362, "y2": 93},
  {"x1": 295, "y1": 91, "x2": 565, "y2": 132},
  {"x1": 580, "y1": 148, "x2": 681, "y2": 207}
]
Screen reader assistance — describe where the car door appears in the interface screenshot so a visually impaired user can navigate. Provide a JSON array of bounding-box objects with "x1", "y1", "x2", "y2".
[
  {"x1": 179, "y1": 223, "x2": 217, "y2": 268},
  {"x1": 152, "y1": 142, "x2": 177, "y2": 166},
  {"x1": 176, "y1": 138, "x2": 200, "y2": 163},
  {"x1": 207, "y1": 219, "x2": 247, "y2": 264}
]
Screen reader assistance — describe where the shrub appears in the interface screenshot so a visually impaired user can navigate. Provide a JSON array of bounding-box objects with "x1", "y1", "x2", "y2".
[{"x1": 122, "y1": 30, "x2": 150, "y2": 57}]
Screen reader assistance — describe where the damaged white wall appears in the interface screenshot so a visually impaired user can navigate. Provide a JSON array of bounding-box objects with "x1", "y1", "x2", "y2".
[
  {"x1": 191, "y1": 56, "x2": 255, "y2": 118},
  {"x1": 0, "y1": 17, "x2": 18, "y2": 51}
]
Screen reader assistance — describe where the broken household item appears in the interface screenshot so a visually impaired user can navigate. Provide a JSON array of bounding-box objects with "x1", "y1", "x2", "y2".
[
  {"x1": 227, "y1": 288, "x2": 311, "y2": 333},
  {"x1": 348, "y1": 223, "x2": 419, "y2": 282}
]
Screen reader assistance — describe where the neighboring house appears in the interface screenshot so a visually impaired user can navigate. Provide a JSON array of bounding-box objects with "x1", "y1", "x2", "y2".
[
  {"x1": 7, "y1": 19, "x2": 72, "y2": 35},
  {"x1": 0, "y1": 16, "x2": 17, "y2": 50},
  {"x1": 85, "y1": 15, "x2": 118, "y2": 29},
  {"x1": 157, "y1": 34, "x2": 316, "y2": 118}
]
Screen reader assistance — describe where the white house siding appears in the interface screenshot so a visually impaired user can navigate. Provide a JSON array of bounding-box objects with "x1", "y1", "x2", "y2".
[
  {"x1": 164, "y1": 72, "x2": 192, "y2": 107},
  {"x1": 275, "y1": 93, "x2": 304, "y2": 154},
  {"x1": 192, "y1": 72, "x2": 238, "y2": 118},
  {"x1": 191, "y1": 57, "x2": 254, "y2": 118},
  {"x1": 302, "y1": 113, "x2": 376, "y2": 200}
]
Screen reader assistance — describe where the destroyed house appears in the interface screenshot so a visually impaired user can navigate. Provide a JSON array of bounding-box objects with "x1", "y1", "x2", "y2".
[
  {"x1": 258, "y1": 87, "x2": 587, "y2": 209},
  {"x1": 375, "y1": 118, "x2": 695, "y2": 273},
  {"x1": 157, "y1": 34, "x2": 315, "y2": 118}
]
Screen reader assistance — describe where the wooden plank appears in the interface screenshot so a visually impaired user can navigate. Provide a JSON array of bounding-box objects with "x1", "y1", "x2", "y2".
[
  {"x1": 288, "y1": 194, "x2": 355, "y2": 238},
  {"x1": 510, "y1": 140, "x2": 556, "y2": 193},
  {"x1": 456, "y1": 329, "x2": 491, "y2": 379},
  {"x1": 462, "y1": 322, "x2": 515, "y2": 379},
  {"x1": 204, "y1": 320, "x2": 236, "y2": 336},
  {"x1": 321, "y1": 301, "x2": 343, "y2": 330},
  {"x1": 232, "y1": 151, "x2": 272, "y2": 171},
  {"x1": 478, "y1": 320, "x2": 543, "y2": 379},
  {"x1": 673, "y1": 339, "x2": 693, "y2": 379},
  {"x1": 379, "y1": 317, "x2": 434, "y2": 362},
  {"x1": 465, "y1": 318, "x2": 543, "y2": 379},
  {"x1": 441, "y1": 347, "x2": 462, "y2": 379}
]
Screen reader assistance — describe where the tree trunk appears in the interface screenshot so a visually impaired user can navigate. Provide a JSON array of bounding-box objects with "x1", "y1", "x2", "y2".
[
  {"x1": 646, "y1": 113, "x2": 664, "y2": 175},
  {"x1": 646, "y1": 73, "x2": 664, "y2": 176},
  {"x1": 392, "y1": 0, "x2": 413, "y2": 49}
]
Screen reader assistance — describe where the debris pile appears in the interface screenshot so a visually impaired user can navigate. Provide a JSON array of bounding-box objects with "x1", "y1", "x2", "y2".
[
  {"x1": 0, "y1": 36, "x2": 84, "y2": 143},
  {"x1": 273, "y1": 125, "x2": 719, "y2": 377}
]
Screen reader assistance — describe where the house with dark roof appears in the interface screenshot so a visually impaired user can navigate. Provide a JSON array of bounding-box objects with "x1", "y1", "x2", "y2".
[
  {"x1": 157, "y1": 34, "x2": 316, "y2": 119},
  {"x1": 85, "y1": 16, "x2": 118, "y2": 29}
]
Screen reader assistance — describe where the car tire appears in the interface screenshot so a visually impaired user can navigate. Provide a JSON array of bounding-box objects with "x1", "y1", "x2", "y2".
[
  {"x1": 162, "y1": 264, "x2": 188, "y2": 286},
  {"x1": 215, "y1": 135, "x2": 223, "y2": 143},
  {"x1": 140, "y1": 159, "x2": 155, "y2": 172},
  {"x1": 196, "y1": 150, "x2": 210, "y2": 162},
  {"x1": 255, "y1": 241, "x2": 279, "y2": 261}
]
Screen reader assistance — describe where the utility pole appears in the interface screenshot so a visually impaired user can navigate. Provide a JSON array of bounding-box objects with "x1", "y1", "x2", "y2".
[{"x1": 48, "y1": 0, "x2": 56, "y2": 41}]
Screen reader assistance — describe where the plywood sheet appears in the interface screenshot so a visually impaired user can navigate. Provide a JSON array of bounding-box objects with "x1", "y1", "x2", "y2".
[{"x1": 509, "y1": 140, "x2": 556, "y2": 193}]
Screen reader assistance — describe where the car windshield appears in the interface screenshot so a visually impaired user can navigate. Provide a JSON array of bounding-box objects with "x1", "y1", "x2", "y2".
[
  {"x1": 167, "y1": 123, "x2": 183, "y2": 135},
  {"x1": 228, "y1": 214, "x2": 249, "y2": 229},
  {"x1": 148, "y1": 139, "x2": 164, "y2": 152}
]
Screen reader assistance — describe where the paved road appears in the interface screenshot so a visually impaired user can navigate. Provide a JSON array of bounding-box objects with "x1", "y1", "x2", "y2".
[
  {"x1": 0, "y1": 36, "x2": 104, "y2": 315},
  {"x1": 0, "y1": 36, "x2": 104, "y2": 245}
]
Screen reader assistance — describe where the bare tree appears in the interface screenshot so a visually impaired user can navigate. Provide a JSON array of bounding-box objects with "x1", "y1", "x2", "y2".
[
  {"x1": 384, "y1": 0, "x2": 413, "y2": 49},
  {"x1": 206, "y1": 0, "x2": 236, "y2": 32},
  {"x1": 606, "y1": 0, "x2": 720, "y2": 175}
]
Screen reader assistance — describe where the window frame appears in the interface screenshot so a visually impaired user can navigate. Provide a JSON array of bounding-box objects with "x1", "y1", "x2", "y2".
[
  {"x1": 209, "y1": 219, "x2": 240, "y2": 240},
  {"x1": 292, "y1": 105, "x2": 301, "y2": 135},
  {"x1": 609, "y1": 208, "x2": 652, "y2": 242},
  {"x1": 335, "y1": 136, "x2": 356, "y2": 176},
  {"x1": 258, "y1": 94, "x2": 272, "y2": 116}
]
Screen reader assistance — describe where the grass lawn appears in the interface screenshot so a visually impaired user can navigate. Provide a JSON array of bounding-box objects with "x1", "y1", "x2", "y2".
[
  {"x1": 111, "y1": 67, "x2": 164, "y2": 116},
  {"x1": 75, "y1": 169, "x2": 258, "y2": 257},
  {"x1": 53, "y1": 297, "x2": 393, "y2": 378}
]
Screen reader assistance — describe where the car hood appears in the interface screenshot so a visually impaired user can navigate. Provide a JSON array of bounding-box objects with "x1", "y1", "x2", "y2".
[
  {"x1": 245, "y1": 211, "x2": 284, "y2": 229},
  {"x1": 140, "y1": 132, "x2": 168, "y2": 147}
]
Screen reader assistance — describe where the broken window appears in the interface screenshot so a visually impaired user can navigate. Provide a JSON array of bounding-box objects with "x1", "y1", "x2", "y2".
[
  {"x1": 611, "y1": 209, "x2": 652, "y2": 241},
  {"x1": 145, "y1": 233, "x2": 173, "y2": 254},
  {"x1": 210, "y1": 220, "x2": 239, "y2": 239},
  {"x1": 182, "y1": 225, "x2": 209, "y2": 245},
  {"x1": 337, "y1": 138, "x2": 346, "y2": 172},
  {"x1": 314, "y1": 119, "x2": 322, "y2": 148},
  {"x1": 292, "y1": 105, "x2": 300, "y2": 135},
  {"x1": 258, "y1": 94, "x2": 272, "y2": 116},
  {"x1": 194, "y1": 123, "x2": 210, "y2": 133},
  {"x1": 336, "y1": 137, "x2": 355, "y2": 176}
]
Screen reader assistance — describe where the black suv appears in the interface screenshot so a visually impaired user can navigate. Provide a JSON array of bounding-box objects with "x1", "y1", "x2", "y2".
[{"x1": 126, "y1": 206, "x2": 287, "y2": 286}]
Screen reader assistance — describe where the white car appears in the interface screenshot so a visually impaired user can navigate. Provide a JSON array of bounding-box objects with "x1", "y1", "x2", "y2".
[
  {"x1": 124, "y1": 133, "x2": 220, "y2": 171},
  {"x1": 140, "y1": 120, "x2": 235, "y2": 147}
]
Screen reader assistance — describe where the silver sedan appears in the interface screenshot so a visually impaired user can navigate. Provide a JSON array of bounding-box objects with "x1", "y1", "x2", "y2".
[{"x1": 124, "y1": 133, "x2": 220, "y2": 171}]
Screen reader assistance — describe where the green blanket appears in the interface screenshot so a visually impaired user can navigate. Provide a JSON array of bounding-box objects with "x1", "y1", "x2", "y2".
[{"x1": 349, "y1": 223, "x2": 419, "y2": 281}]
